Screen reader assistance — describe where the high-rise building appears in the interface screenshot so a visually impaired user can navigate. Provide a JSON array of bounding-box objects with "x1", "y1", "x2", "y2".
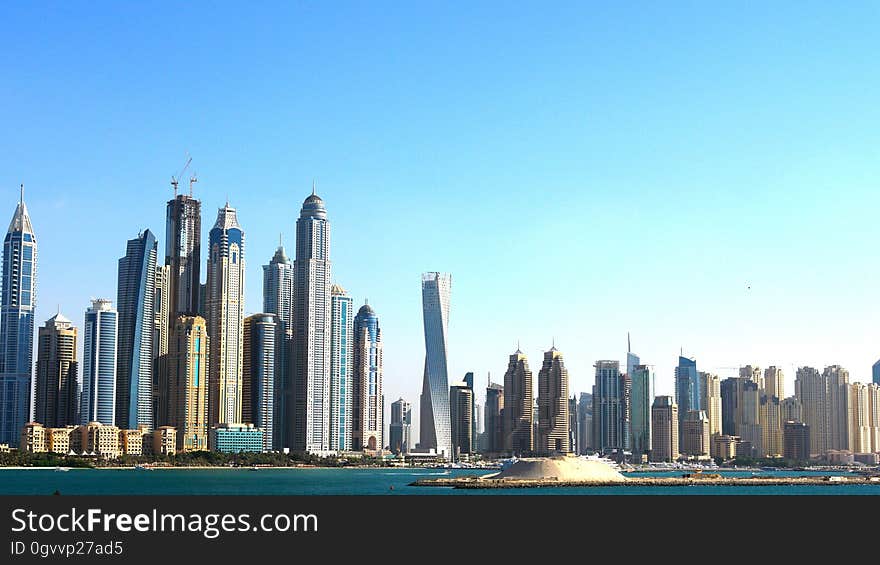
[
  {"x1": 795, "y1": 366, "x2": 829, "y2": 456},
  {"x1": 34, "y1": 312, "x2": 78, "y2": 428},
  {"x1": 739, "y1": 380, "x2": 762, "y2": 457},
  {"x1": 568, "y1": 396, "x2": 578, "y2": 454},
  {"x1": 165, "y1": 193, "x2": 201, "y2": 319},
  {"x1": 626, "y1": 333, "x2": 639, "y2": 376},
  {"x1": 850, "y1": 382, "x2": 871, "y2": 454},
  {"x1": 577, "y1": 392, "x2": 592, "y2": 454},
  {"x1": 389, "y1": 398, "x2": 411, "y2": 454},
  {"x1": 699, "y1": 371, "x2": 722, "y2": 456},
  {"x1": 674, "y1": 356, "x2": 699, "y2": 447},
  {"x1": 329, "y1": 286, "x2": 353, "y2": 452},
  {"x1": 536, "y1": 347, "x2": 569, "y2": 454},
  {"x1": 783, "y1": 421, "x2": 810, "y2": 461},
  {"x1": 0, "y1": 187, "x2": 37, "y2": 447},
  {"x1": 740, "y1": 365, "x2": 763, "y2": 389},
  {"x1": 594, "y1": 360, "x2": 624, "y2": 453},
  {"x1": 824, "y1": 365, "x2": 851, "y2": 452},
  {"x1": 81, "y1": 299, "x2": 118, "y2": 426},
  {"x1": 167, "y1": 315, "x2": 208, "y2": 452},
  {"x1": 759, "y1": 395, "x2": 782, "y2": 457},
  {"x1": 873, "y1": 360, "x2": 880, "y2": 387},
  {"x1": 463, "y1": 372, "x2": 477, "y2": 449},
  {"x1": 153, "y1": 264, "x2": 171, "y2": 427},
  {"x1": 116, "y1": 230, "x2": 157, "y2": 430},
  {"x1": 418, "y1": 272, "x2": 452, "y2": 458},
  {"x1": 681, "y1": 410, "x2": 710, "y2": 457},
  {"x1": 353, "y1": 302, "x2": 382, "y2": 452},
  {"x1": 764, "y1": 366, "x2": 784, "y2": 399},
  {"x1": 242, "y1": 313, "x2": 278, "y2": 452},
  {"x1": 449, "y1": 381, "x2": 473, "y2": 460},
  {"x1": 484, "y1": 379, "x2": 504, "y2": 454},
  {"x1": 206, "y1": 204, "x2": 245, "y2": 429},
  {"x1": 292, "y1": 189, "x2": 332, "y2": 453},
  {"x1": 502, "y1": 348, "x2": 533, "y2": 455},
  {"x1": 720, "y1": 377, "x2": 739, "y2": 436},
  {"x1": 868, "y1": 384, "x2": 880, "y2": 454},
  {"x1": 262, "y1": 240, "x2": 294, "y2": 449},
  {"x1": 630, "y1": 364, "x2": 653, "y2": 461},
  {"x1": 651, "y1": 396, "x2": 679, "y2": 462},
  {"x1": 619, "y1": 372, "x2": 632, "y2": 451},
  {"x1": 780, "y1": 396, "x2": 803, "y2": 423}
]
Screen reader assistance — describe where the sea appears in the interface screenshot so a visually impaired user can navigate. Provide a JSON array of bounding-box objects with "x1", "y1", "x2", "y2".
[{"x1": 2, "y1": 467, "x2": 879, "y2": 495}]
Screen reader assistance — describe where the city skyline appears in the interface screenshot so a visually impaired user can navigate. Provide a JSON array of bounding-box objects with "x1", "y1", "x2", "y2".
[{"x1": 5, "y1": 4, "x2": 880, "y2": 445}]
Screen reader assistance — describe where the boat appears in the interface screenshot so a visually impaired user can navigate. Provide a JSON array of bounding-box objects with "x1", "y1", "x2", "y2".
[
  {"x1": 134, "y1": 464, "x2": 153, "y2": 471},
  {"x1": 54, "y1": 467, "x2": 70, "y2": 472}
]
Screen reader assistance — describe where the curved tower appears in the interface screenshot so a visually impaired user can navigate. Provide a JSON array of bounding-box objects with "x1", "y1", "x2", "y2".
[
  {"x1": 206, "y1": 204, "x2": 245, "y2": 427},
  {"x1": 0, "y1": 186, "x2": 37, "y2": 446},
  {"x1": 292, "y1": 189, "x2": 332, "y2": 452},
  {"x1": 419, "y1": 272, "x2": 452, "y2": 458}
]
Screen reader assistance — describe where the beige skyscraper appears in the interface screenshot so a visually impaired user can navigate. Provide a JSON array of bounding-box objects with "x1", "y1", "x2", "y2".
[
  {"x1": 780, "y1": 396, "x2": 803, "y2": 424},
  {"x1": 167, "y1": 315, "x2": 209, "y2": 452},
  {"x1": 739, "y1": 380, "x2": 762, "y2": 457},
  {"x1": 699, "y1": 372, "x2": 721, "y2": 454},
  {"x1": 868, "y1": 384, "x2": 880, "y2": 453},
  {"x1": 153, "y1": 264, "x2": 171, "y2": 426},
  {"x1": 824, "y1": 365, "x2": 851, "y2": 451},
  {"x1": 759, "y1": 395, "x2": 782, "y2": 457},
  {"x1": 795, "y1": 367, "x2": 828, "y2": 456},
  {"x1": 34, "y1": 313, "x2": 79, "y2": 428},
  {"x1": 681, "y1": 410, "x2": 710, "y2": 457},
  {"x1": 651, "y1": 396, "x2": 678, "y2": 462},
  {"x1": 503, "y1": 348, "x2": 533, "y2": 455},
  {"x1": 536, "y1": 346, "x2": 569, "y2": 454},
  {"x1": 763, "y1": 366, "x2": 784, "y2": 399},
  {"x1": 850, "y1": 382, "x2": 871, "y2": 454}
]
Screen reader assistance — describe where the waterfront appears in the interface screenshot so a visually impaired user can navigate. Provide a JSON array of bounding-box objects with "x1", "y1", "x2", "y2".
[{"x1": 2, "y1": 467, "x2": 879, "y2": 495}]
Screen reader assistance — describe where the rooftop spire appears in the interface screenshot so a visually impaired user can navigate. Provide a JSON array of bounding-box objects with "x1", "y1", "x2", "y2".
[
  {"x1": 19, "y1": 183, "x2": 23, "y2": 204},
  {"x1": 628, "y1": 331, "x2": 631, "y2": 354},
  {"x1": 312, "y1": 178, "x2": 316, "y2": 196}
]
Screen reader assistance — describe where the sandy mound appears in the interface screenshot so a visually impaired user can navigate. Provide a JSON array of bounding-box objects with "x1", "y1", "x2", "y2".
[{"x1": 485, "y1": 455, "x2": 627, "y2": 483}]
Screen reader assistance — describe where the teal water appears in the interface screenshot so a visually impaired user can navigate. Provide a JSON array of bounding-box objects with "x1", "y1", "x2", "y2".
[{"x1": 1, "y1": 468, "x2": 878, "y2": 495}]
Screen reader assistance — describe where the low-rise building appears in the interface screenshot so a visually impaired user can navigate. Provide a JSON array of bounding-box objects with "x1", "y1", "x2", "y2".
[
  {"x1": 712, "y1": 434, "x2": 740, "y2": 460},
  {"x1": 210, "y1": 423, "x2": 264, "y2": 453},
  {"x1": 20, "y1": 423, "x2": 46, "y2": 453},
  {"x1": 119, "y1": 428, "x2": 146, "y2": 456},
  {"x1": 47, "y1": 426, "x2": 77, "y2": 454},
  {"x1": 81, "y1": 422, "x2": 121, "y2": 458},
  {"x1": 151, "y1": 426, "x2": 177, "y2": 456}
]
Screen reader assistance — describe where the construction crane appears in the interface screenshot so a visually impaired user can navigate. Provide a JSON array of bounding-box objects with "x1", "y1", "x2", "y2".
[
  {"x1": 189, "y1": 172, "x2": 198, "y2": 196},
  {"x1": 171, "y1": 154, "x2": 192, "y2": 197}
]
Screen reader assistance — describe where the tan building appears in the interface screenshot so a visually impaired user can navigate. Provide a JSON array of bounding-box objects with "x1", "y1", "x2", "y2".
[
  {"x1": 503, "y1": 348, "x2": 534, "y2": 455},
  {"x1": 81, "y1": 422, "x2": 121, "y2": 458},
  {"x1": 869, "y1": 384, "x2": 880, "y2": 453},
  {"x1": 47, "y1": 426, "x2": 76, "y2": 454},
  {"x1": 780, "y1": 396, "x2": 803, "y2": 423},
  {"x1": 119, "y1": 428, "x2": 146, "y2": 456},
  {"x1": 740, "y1": 365, "x2": 763, "y2": 389},
  {"x1": 850, "y1": 383, "x2": 872, "y2": 454},
  {"x1": 824, "y1": 365, "x2": 851, "y2": 452},
  {"x1": 681, "y1": 410, "x2": 710, "y2": 458},
  {"x1": 651, "y1": 396, "x2": 678, "y2": 462},
  {"x1": 739, "y1": 380, "x2": 762, "y2": 457},
  {"x1": 699, "y1": 372, "x2": 722, "y2": 456},
  {"x1": 154, "y1": 264, "x2": 171, "y2": 426},
  {"x1": 536, "y1": 347, "x2": 569, "y2": 454},
  {"x1": 712, "y1": 434, "x2": 740, "y2": 460},
  {"x1": 0, "y1": 444, "x2": 9, "y2": 453},
  {"x1": 20, "y1": 422, "x2": 47, "y2": 453},
  {"x1": 167, "y1": 315, "x2": 209, "y2": 452},
  {"x1": 151, "y1": 426, "x2": 177, "y2": 455},
  {"x1": 763, "y1": 366, "x2": 784, "y2": 400},
  {"x1": 759, "y1": 395, "x2": 783, "y2": 457}
]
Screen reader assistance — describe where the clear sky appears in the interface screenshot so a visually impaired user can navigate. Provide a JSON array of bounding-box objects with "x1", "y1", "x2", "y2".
[{"x1": 3, "y1": 2, "x2": 880, "y2": 440}]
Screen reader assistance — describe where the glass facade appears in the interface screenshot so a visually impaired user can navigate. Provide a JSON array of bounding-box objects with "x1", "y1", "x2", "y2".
[
  {"x1": 0, "y1": 193, "x2": 36, "y2": 447},
  {"x1": 419, "y1": 272, "x2": 452, "y2": 458},
  {"x1": 81, "y1": 300, "x2": 118, "y2": 426},
  {"x1": 630, "y1": 364, "x2": 653, "y2": 459},
  {"x1": 329, "y1": 288, "x2": 353, "y2": 451},
  {"x1": 211, "y1": 423, "x2": 264, "y2": 453},
  {"x1": 675, "y1": 356, "x2": 700, "y2": 433},
  {"x1": 353, "y1": 302, "x2": 382, "y2": 451},
  {"x1": 262, "y1": 243, "x2": 293, "y2": 450},
  {"x1": 243, "y1": 313, "x2": 277, "y2": 452}
]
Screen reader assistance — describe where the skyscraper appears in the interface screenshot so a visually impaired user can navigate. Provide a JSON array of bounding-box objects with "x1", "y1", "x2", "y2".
[
  {"x1": 849, "y1": 382, "x2": 871, "y2": 454},
  {"x1": 116, "y1": 229, "x2": 157, "y2": 429},
  {"x1": 389, "y1": 398, "x2": 411, "y2": 454},
  {"x1": 0, "y1": 186, "x2": 37, "y2": 447},
  {"x1": 764, "y1": 366, "x2": 784, "y2": 399},
  {"x1": 502, "y1": 348, "x2": 533, "y2": 455},
  {"x1": 651, "y1": 396, "x2": 679, "y2": 462},
  {"x1": 783, "y1": 421, "x2": 810, "y2": 461},
  {"x1": 33, "y1": 312, "x2": 78, "y2": 428},
  {"x1": 594, "y1": 360, "x2": 624, "y2": 453},
  {"x1": 81, "y1": 299, "x2": 118, "y2": 426},
  {"x1": 681, "y1": 410, "x2": 710, "y2": 458},
  {"x1": 759, "y1": 395, "x2": 782, "y2": 457},
  {"x1": 463, "y1": 372, "x2": 477, "y2": 449},
  {"x1": 536, "y1": 347, "x2": 569, "y2": 454},
  {"x1": 630, "y1": 364, "x2": 653, "y2": 461},
  {"x1": 242, "y1": 313, "x2": 278, "y2": 452},
  {"x1": 740, "y1": 365, "x2": 763, "y2": 388},
  {"x1": 167, "y1": 315, "x2": 208, "y2": 452},
  {"x1": 353, "y1": 301, "x2": 382, "y2": 451},
  {"x1": 449, "y1": 381, "x2": 473, "y2": 460},
  {"x1": 329, "y1": 286, "x2": 353, "y2": 452},
  {"x1": 873, "y1": 360, "x2": 880, "y2": 387},
  {"x1": 292, "y1": 189, "x2": 332, "y2": 453},
  {"x1": 626, "y1": 333, "x2": 639, "y2": 376},
  {"x1": 419, "y1": 272, "x2": 452, "y2": 458},
  {"x1": 674, "y1": 355, "x2": 699, "y2": 446},
  {"x1": 780, "y1": 396, "x2": 803, "y2": 423},
  {"x1": 577, "y1": 392, "x2": 592, "y2": 454},
  {"x1": 263, "y1": 239, "x2": 294, "y2": 449},
  {"x1": 484, "y1": 379, "x2": 504, "y2": 454},
  {"x1": 795, "y1": 366, "x2": 829, "y2": 457},
  {"x1": 153, "y1": 264, "x2": 171, "y2": 426},
  {"x1": 568, "y1": 396, "x2": 578, "y2": 454},
  {"x1": 206, "y1": 204, "x2": 246, "y2": 429},
  {"x1": 824, "y1": 365, "x2": 851, "y2": 451},
  {"x1": 165, "y1": 193, "x2": 201, "y2": 318},
  {"x1": 720, "y1": 377, "x2": 738, "y2": 436},
  {"x1": 739, "y1": 380, "x2": 762, "y2": 457}
]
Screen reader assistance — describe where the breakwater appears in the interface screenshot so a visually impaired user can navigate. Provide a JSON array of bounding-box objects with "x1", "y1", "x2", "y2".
[{"x1": 411, "y1": 475, "x2": 880, "y2": 489}]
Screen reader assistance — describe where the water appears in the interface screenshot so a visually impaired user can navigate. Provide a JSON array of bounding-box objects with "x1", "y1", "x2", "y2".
[{"x1": 2, "y1": 467, "x2": 879, "y2": 495}]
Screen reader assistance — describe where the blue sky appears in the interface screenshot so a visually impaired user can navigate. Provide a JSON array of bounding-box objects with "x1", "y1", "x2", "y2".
[{"x1": 3, "y1": 2, "x2": 880, "y2": 438}]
